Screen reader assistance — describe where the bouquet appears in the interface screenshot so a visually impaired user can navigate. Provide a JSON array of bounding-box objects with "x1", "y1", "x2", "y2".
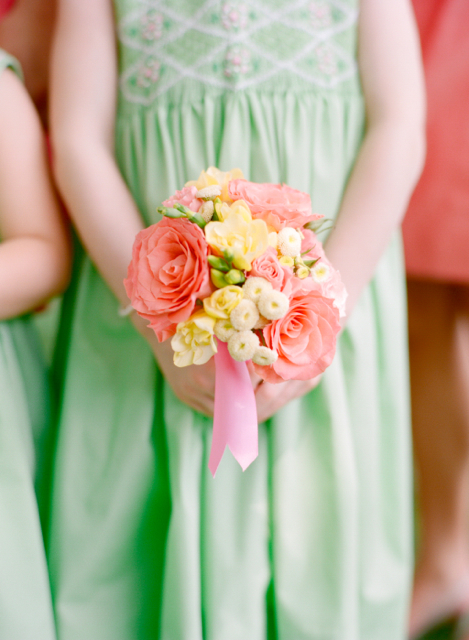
[{"x1": 125, "y1": 167, "x2": 345, "y2": 475}]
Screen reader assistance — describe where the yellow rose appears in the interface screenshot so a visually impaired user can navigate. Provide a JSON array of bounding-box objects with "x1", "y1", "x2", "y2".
[
  {"x1": 205, "y1": 211, "x2": 269, "y2": 271},
  {"x1": 215, "y1": 199, "x2": 252, "y2": 223},
  {"x1": 171, "y1": 311, "x2": 217, "y2": 367},
  {"x1": 186, "y1": 166, "x2": 244, "y2": 201},
  {"x1": 203, "y1": 285, "x2": 244, "y2": 319}
]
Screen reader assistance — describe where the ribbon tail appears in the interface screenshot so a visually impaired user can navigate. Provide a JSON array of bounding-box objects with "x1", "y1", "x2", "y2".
[{"x1": 209, "y1": 341, "x2": 258, "y2": 477}]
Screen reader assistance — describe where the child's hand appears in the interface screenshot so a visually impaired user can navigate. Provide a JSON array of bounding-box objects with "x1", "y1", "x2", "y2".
[{"x1": 255, "y1": 376, "x2": 322, "y2": 423}]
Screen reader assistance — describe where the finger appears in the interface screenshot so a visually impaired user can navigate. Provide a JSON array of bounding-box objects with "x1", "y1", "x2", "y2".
[{"x1": 186, "y1": 397, "x2": 215, "y2": 417}]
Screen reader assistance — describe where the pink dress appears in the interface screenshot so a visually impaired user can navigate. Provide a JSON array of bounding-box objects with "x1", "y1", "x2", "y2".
[{"x1": 403, "y1": 0, "x2": 469, "y2": 283}]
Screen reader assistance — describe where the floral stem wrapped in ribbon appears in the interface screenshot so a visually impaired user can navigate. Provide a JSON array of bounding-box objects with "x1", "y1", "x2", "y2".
[{"x1": 125, "y1": 167, "x2": 345, "y2": 475}]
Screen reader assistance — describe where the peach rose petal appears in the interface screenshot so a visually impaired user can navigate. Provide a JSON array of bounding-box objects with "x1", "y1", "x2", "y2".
[
  {"x1": 253, "y1": 277, "x2": 341, "y2": 383},
  {"x1": 228, "y1": 179, "x2": 322, "y2": 231},
  {"x1": 124, "y1": 218, "x2": 212, "y2": 341}
]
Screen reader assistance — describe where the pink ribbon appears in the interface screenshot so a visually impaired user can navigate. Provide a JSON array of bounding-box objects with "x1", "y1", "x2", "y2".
[{"x1": 209, "y1": 341, "x2": 258, "y2": 476}]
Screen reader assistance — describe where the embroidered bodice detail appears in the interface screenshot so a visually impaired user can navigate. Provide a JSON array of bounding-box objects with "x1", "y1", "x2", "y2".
[{"x1": 115, "y1": 0, "x2": 359, "y2": 106}]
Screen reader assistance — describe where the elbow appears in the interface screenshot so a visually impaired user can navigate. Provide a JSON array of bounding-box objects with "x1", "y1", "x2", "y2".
[
  {"x1": 43, "y1": 230, "x2": 73, "y2": 300},
  {"x1": 52, "y1": 238, "x2": 73, "y2": 297},
  {"x1": 50, "y1": 129, "x2": 88, "y2": 194},
  {"x1": 50, "y1": 122, "x2": 114, "y2": 194},
  {"x1": 407, "y1": 121, "x2": 426, "y2": 189}
]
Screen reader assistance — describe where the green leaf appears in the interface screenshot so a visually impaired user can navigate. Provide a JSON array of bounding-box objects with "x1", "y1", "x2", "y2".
[{"x1": 303, "y1": 258, "x2": 319, "y2": 268}]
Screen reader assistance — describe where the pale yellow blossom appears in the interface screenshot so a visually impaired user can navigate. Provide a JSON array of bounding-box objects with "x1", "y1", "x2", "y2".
[
  {"x1": 205, "y1": 211, "x2": 269, "y2": 271},
  {"x1": 268, "y1": 231, "x2": 278, "y2": 249},
  {"x1": 295, "y1": 265, "x2": 310, "y2": 279},
  {"x1": 171, "y1": 311, "x2": 217, "y2": 367},
  {"x1": 186, "y1": 166, "x2": 244, "y2": 201},
  {"x1": 215, "y1": 199, "x2": 252, "y2": 223},
  {"x1": 279, "y1": 255, "x2": 294, "y2": 267},
  {"x1": 203, "y1": 285, "x2": 244, "y2": 319}
]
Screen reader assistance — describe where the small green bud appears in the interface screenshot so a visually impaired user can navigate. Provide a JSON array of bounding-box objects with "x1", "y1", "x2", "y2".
[
  {"x1": 208, "y1": 255, "x2": 230, "y2": 272},
  {"x1": 211, "y1": 269, "x2": 228, "y2": 289},
  {"x1": 158, "y1": 206, "x2": 187, "y2": 219},
  {"x1": 186, "y1": 212, "x2": 207, "y2": 229},
  {"x1": 223, "y1": 248, "x2": 235, "y2": 264},
  {"x1": 224, "y1": 269, "x2": 245, "y2": 285},
  {"x1": 173, "y1": 202, "x2": 194, "y2": 216}
]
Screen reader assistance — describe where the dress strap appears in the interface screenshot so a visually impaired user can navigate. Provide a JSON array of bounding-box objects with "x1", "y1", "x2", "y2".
[{"x1": 0, "y1": 48, "x2": 23, "y2": 82}]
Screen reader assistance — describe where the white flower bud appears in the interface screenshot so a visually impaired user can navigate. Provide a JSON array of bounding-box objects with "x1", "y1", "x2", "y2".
[
  {"x1": 214, "y1": 319, "x2": 237, "y2": 342},
  {"x1": 196, "y1": 185, "x2": 222, "y2": 199},
  {"x1": 227, "y1": 330, "x2": 259, "y2": 362},
  {"x1": 258, "y1": 289, "x2": 289, "y2": 320},
  {"x1": 277, "y1": 227, "x2": 302, "y2": 258},
  {"x1": 252, "y1": 346, "x2": 278, "y2": 366},
  {"x1": 199, "y1": 200, "x2": 214, "y2": 222},
  {"x1": 311, "y1": 262, "x2": 331, "y2": 283},
  {"x1": 230, "y1": 299, "x2": 259, "y2": 331},
  {"x1": 242, "y1": 276, "x2": 272, "y2": 303}
]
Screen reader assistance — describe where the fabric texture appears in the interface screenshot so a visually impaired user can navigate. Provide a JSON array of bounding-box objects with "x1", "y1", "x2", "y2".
[
  {"x1": 48, "y1": 3, "x2": 413, "y2": 639},
  {"x1": 0, "y1": 49, "x2": 56, "y2": 640},
  {"x1": 402, "y1": 0, "x2": 469, "y2": 283}
]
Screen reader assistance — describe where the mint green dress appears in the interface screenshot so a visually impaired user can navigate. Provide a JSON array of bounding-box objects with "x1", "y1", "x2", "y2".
[
  {"x1": 48, "y1": 3, "x2": 412, "y2": 639},
  {"x1": 0, "y1": 51, "x2": 57, "y2": 640}
]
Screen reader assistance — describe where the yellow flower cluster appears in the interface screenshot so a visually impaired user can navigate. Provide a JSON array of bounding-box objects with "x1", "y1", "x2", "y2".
[
  {"x1": 186, "y1": 166, "x2": 244, "y2": 202},
  {"x1": 205, "y1": 202, "x2": 269, "y2": 272},
  {"x1": 171, "y1": 311, "x2": 217, "y2": 368}
]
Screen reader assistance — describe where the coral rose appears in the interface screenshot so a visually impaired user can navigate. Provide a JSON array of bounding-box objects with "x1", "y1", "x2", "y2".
[
  {"x1": 124, "y1": 218, "x2": 212, "y2": 341},
  {"x1": 253, "y1": 277, "x2": 341, "y2": 383},
  {"x1": 163, "y1": 186, "x2": 202, "y2": 212},
  {"x1": 228, "y1": 179, "x2": 322, "y2": 231}
]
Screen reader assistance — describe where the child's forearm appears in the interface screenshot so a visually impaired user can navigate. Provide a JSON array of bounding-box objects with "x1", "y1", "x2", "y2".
[
  {"x1": 0, "y1": 236, "x2": 69, "y2": 320},
  {"x1": 52, "y1": 141, "x2": 144, "y2": 308},
  {"x1": 325, "y1": 117, "x2": 425, "y2": 318},
  {"x1": 324, "y1": 0, "x2": 426, "y2": 320}
]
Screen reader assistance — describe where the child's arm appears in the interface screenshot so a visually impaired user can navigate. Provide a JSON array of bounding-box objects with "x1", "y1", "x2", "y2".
[
  {"x1": 256, "y1": 0, "x2": 426, "y2": 421},
  {"x1": 324, "y1": 0, "x2": 426, "y2": 317},
  {"x1": 0, "y1": 69, "x2": 70, "y2": 320},
  {"x1": 50, "y1": 0, "x2": 219, "y2": 416}
]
